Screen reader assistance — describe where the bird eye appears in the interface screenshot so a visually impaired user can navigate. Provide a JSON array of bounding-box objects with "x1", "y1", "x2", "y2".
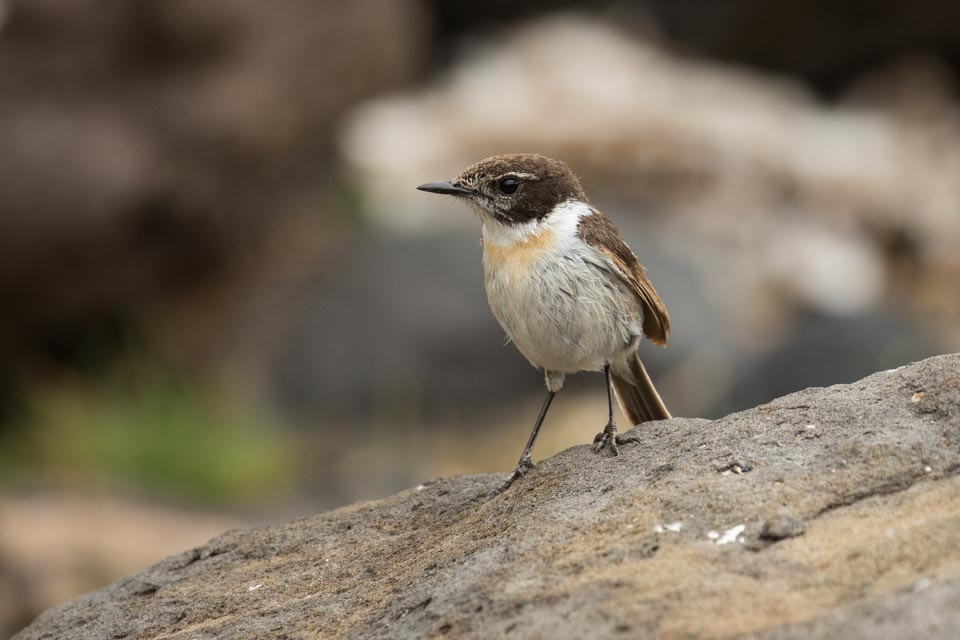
[{"x1": 498, "y1": 177, "x2": 520, "y2": 195}]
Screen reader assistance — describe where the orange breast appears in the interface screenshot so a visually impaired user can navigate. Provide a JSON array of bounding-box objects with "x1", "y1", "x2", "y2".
[{"x1": 483, "y1": 228, "x2": 555, "y2": 269}]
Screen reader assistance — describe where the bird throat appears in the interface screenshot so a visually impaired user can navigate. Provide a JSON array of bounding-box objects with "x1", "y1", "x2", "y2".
[{"x1": 483, "y1": 225, "x2": 556, "y2": 269}]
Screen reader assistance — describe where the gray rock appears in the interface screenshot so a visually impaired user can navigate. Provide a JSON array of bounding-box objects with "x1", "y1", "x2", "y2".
[
  {"x1": 759, "y1": 511, "x2": 806, "y2": 541},
  {"x1": 15, "y1": 354, "x2": 960, "y2": 639}
]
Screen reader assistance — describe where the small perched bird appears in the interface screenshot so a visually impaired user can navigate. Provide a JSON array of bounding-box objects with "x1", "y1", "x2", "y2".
[{"x1": 417, "y1": 154, "x2": 671, "y2": 495}]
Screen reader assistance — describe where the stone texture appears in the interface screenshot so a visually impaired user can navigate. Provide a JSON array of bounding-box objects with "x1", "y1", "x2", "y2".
[
  {"x1": 15, "y1": 354, "x2": 960, "y2": 639},
  {"x1": 758, "y1": 511, "x2": 806, "y2": 541}
]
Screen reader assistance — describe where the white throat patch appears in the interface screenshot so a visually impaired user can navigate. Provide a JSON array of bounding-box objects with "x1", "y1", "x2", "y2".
[{"x1": 481, "y1": 199, "x2": 592, "y2": 247}]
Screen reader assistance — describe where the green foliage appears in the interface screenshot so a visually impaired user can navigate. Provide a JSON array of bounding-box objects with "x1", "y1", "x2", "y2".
[{"x1": 0, "y1": 368, "x2": 300, "y2": 506}]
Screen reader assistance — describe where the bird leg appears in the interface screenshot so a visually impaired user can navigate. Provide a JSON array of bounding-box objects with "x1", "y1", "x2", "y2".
[
  {"x1": 593, "y1": 364, "x2": 640, "y2": 456},
  {"x1": 490, "y1": 390, "x2": 556, "y2": 497}
]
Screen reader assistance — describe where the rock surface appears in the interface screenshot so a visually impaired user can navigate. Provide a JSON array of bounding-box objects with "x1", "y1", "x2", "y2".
[{"x1": 15, "y1": 354, "x2": 960, "y2": 639}]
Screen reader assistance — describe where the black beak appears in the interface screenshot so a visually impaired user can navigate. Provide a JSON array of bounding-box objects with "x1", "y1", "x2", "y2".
[{"x1": 416, "y1": 181, "x2": 474, "y2": 196}]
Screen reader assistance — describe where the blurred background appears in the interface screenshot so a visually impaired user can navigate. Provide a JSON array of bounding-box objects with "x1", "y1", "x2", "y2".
[{"x1": 2, "y1": 0, "x2": 959, "y2": 634}]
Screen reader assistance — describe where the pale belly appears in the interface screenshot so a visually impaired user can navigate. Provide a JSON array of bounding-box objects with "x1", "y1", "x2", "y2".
[{"x1": 483, "y1": 244, "x2": 642, "y2": 374}]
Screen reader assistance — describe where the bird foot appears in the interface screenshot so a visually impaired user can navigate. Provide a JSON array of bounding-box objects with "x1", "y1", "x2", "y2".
[
  {"x1": 489, "y1": 454, "x2": 535, "y2": 497},
  {"x1": 592, "y1": 423, "x2": 639, "y2": 457}
]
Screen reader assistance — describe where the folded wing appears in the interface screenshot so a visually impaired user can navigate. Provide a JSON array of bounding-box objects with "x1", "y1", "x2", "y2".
[{"x1": 577, "y1": 209, "x2": 670, "y2": 346}]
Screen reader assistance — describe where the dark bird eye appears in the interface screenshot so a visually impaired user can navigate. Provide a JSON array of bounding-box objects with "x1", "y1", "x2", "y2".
[{"x1": 498, "y1": 177, "x2": 520, "y2": 195}]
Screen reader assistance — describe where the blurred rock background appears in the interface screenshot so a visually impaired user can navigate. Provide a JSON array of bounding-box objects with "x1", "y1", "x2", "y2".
[{"x1": 1, "y1": 0, "x2": 958, "y2": 635}]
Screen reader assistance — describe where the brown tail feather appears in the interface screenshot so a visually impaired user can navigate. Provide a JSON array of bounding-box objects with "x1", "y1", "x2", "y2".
[{"x1": 611, "y1": 352, "x2": 671, "y2": 426}]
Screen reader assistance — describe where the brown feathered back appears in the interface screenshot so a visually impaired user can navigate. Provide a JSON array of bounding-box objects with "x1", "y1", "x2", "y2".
[{"x1": 577, "y1": 209, "x2": 670, "y2": 345}]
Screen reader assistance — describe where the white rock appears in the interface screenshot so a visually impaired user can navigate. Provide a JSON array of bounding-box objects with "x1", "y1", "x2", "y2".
[{"x1": 715, "y1": 524, "x2": 746, "y2": 545}]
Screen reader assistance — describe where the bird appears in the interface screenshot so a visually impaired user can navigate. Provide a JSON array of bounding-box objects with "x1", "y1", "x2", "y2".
[{"x1": 417, "y1": 153, "x2": 671, "y2": 495}]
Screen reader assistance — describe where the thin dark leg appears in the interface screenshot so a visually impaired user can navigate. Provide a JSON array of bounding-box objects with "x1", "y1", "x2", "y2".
[
  {"x1": 490, "y1": 390, "x2": 556, "y2": 497},
  {"x1": 593, "y1": 364, "x2": 640, "y2": 456},
  {"x1": 605, "y1": 363, "x2": 615, "y2": 424}
]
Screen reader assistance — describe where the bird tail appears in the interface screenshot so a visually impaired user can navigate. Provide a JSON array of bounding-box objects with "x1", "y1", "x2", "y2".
[{"x1": 611, "y1": 352, "x2": 671, "y2": 426}]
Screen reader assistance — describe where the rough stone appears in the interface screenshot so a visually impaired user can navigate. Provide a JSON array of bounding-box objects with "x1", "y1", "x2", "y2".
[
  {"x1": 15, "y1": 354, "x2": 960, "y2": 639},
  {"x1": 759, "y1": 511, "x2": 806, "y2": 541}
]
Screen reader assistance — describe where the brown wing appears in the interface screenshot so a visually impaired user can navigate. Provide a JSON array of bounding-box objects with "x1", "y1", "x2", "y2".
[{"x1": 578, "y1": 210, "x2": 670, "y2": 346}]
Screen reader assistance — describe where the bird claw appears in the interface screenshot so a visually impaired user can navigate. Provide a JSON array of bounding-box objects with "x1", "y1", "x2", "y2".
[
  {"x1": 592, "y1": 423, "x2": 639, "y2": 456},
  {"x1": 488, "y1": 455, "x2": 535, "y2": 498}
]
